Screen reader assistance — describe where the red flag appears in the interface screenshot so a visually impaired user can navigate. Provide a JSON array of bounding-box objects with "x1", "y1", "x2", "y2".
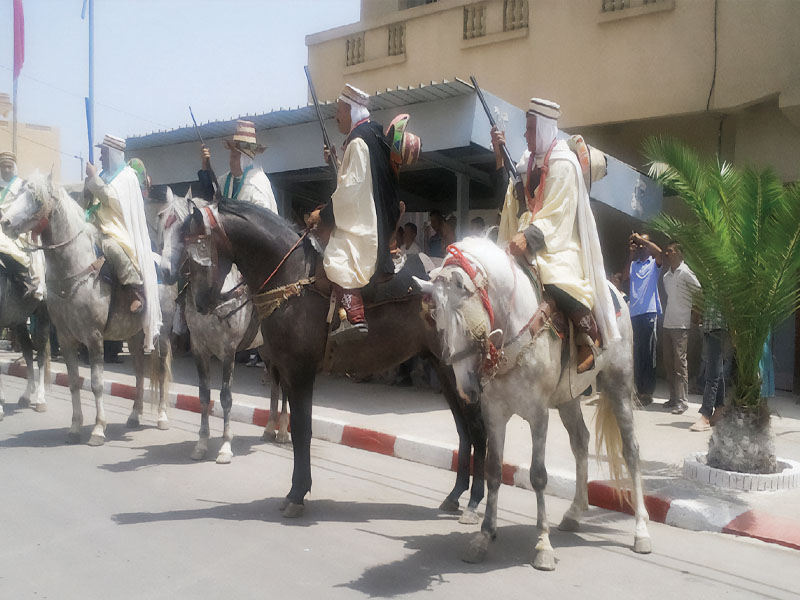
[{"x1": 13, "y1": 0, "x2": 25, "y2": 81}]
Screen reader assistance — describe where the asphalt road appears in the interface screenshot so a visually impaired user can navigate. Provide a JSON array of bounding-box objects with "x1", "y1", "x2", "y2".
[{"x1": 1, "y1": 377, "x2": 798, "y2": 600}]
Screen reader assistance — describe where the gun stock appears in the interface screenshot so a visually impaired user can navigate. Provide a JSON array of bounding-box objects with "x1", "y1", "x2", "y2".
[
  {"x1": 470, "y1": 76, "x2": 526, "y2": 210},
  {"x1": 305, "y1": 66, "x2": 339, "y2": 178}
]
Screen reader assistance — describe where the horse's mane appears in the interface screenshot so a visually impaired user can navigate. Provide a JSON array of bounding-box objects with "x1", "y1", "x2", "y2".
[
  {"x1": 218, "y1": 200, "x2": 301, "y2": 246},
  {"x1": 26, "y1": 171, "x2": 88, "y2": 229}
]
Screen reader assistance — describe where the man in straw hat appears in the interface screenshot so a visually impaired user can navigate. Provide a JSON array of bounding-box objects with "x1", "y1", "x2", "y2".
[
  {"x1": 493, "y1": 98, "x2": 618, "y2": 373},
  {"x1": 0, "y1": 151, "x2": 40, "y2": 299},
  {"x1": 198, "y1": 120, "x2": 277, "y2": 211},
  {"x1": 306, "y1": 84, "x2": 403, "y2": 342},
  {"x1": 85, "y1": 134, "x2": 161, "y2": 351}
]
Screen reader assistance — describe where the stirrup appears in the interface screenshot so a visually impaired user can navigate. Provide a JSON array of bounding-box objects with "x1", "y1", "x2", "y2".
[{"x1": 329, "y1": 319, "x2": 368, "y2": 344}]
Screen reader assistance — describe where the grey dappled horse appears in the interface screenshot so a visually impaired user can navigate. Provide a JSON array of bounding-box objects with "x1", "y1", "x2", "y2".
[
  {"x1": 419, "y1": 237, "x2": 651, "y2": 571},
  {"x1": 1, "y1": 173, "x2": 170, "y2": 444},
  {"x1": 0, "y1": 270, "x2": 50, "y2": 420},
  {"x1": 160, "y1": 192, "x2": 288, "y2": 464}
]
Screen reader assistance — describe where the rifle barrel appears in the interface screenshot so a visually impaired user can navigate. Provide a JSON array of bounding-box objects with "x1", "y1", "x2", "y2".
[{"x1": 304, "y1": 66, "x2": 338, "y2": 177}]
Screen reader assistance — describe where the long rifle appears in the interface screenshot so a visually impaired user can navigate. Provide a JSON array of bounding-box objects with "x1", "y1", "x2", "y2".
[
  {"x1": 189, "y1": 106, "x2": 220, "y2": 201},
  {"x1": 470, "y1": 76, "x2": 525, "y2": 210},
  {"x1": 304, "y1": 66, "x2": 338, "y2": 178}
]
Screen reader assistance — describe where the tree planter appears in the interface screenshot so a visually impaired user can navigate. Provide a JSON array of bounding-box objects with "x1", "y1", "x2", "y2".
[
  {"x1": 684, "y1": 453, "x2": 800, "y2": 491},
  {"x1": 706, "y1": 404, "x2": 777, "y2": 474}
]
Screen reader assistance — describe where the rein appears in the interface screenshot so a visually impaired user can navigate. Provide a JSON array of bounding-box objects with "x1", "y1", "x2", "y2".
[{"x1": 256, "y1": 229, "x2": 309, "y2": 294}]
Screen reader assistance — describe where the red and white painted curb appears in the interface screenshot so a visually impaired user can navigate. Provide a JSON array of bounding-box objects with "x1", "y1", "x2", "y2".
[{"x1": 3, "y1": 359, "x2": 799, "y2": 551}]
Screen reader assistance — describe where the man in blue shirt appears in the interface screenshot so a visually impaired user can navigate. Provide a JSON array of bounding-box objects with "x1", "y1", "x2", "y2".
[{"x1": 623, "y1": 232, "x2": 663, "y2": 406}]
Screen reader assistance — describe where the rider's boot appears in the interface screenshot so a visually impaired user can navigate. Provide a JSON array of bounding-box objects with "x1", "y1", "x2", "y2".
[
  {"x1": 330, "y1": 285, "x2": 368, "y2": 343},
  {"x1": 3, "y1": 260, "x2": 37, "y2": 300},
  {"x1": 126, "y1": 285, "x2": 145, "y2": 314},
  {"x1": 570, "y1": 306, "x2": 599, "y2": 374}
]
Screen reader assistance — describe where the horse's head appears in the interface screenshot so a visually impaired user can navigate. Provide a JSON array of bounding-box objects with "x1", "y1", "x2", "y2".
[
  {"x1": 1, "y1": 171, "x2": 56, "y2": 238},
  {"x1": 159, "y1": 187, "x2": 191, "y2": 285},
  {"x1": 167, "y1": 197, "x2": 232, "y2": 315},
  {"x1": 416, "y1": 265, "x2": 495, "y2": 404}
]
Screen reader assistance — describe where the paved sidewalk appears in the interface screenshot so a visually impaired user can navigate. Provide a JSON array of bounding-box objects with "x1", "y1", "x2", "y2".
[{"x1": 2, "y1": 348, "x2": 799, "y2": 549}]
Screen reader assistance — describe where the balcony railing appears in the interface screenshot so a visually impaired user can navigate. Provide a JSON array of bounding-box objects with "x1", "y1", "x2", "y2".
[
  {"x1": 463, "y1": 3, "x2": 487, "y2": 39},
  {"x1": 388, "y1": 23, "x2": 406, "y2": 56},
  {"x1": 503, "y1": 0, "x2": 528, "y2": 31},
  {"x1": 346, "y1": 33, "x2": 365, "y2": 66},
  {"x1": 602, "y1": 0, "x2": 667, "y2": 11}
]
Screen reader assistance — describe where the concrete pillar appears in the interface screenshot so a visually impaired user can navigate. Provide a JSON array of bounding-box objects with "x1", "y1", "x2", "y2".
[{"x1": 456, "y1": 172, "x2": 469, "y2": 240}]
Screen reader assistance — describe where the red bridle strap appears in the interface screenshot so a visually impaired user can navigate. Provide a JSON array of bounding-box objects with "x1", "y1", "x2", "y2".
[{"x1": 443, "y1": 244, "x2": 494, "y2": 329}]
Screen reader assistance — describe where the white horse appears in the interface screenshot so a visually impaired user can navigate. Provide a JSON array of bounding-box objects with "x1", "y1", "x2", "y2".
[
  {"x1": 0, "y1": 173, "x2": 170, "y2": 444},
  {"x1": 160, "y1": 193, "x2": 289, "y2": 464},
  {"x1": 418, "y1": 237, "x2": 651, "y2": 571}
]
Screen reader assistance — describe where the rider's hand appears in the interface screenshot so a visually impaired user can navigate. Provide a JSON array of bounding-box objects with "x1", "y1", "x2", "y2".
[
  {"x1": 306, "y1": 209, "x2": 322, "y2": 229},
  {"x1": 323, "y1": 145, "x2": 332, "y2": 165},
  {"x1": 86, "y1": 162, "x2": 98, "y2": 179},
  {"x1": 508, "y1": 232, "x2": 528, "y2": 257},
  {"x1": 201, "y1": 145, "x2": 211, "y2": 170},
  {"x1": 490, "y1": 126, "x2": 506, "y2": 170}
]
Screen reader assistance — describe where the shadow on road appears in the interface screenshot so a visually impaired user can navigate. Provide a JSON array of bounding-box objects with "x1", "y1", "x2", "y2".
[
  {"x1": 112, "y1": 497, "x2": 450, "y2": 528},
  {"x1": 0, "y1": 423, "x2": 135, "y2": 448}
]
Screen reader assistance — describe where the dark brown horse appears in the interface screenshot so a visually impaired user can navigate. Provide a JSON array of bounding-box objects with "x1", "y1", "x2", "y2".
[{"x1": 161, "y1": 200, "x2": 486, "y2": 519}]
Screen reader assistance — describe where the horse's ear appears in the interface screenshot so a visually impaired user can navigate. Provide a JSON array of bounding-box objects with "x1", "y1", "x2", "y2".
[
  {"x1": 191, "y1": 204, "x2": 204, "y2": 225},
  {"x1": 165, "y1": 186, "x2": 174, "y2": 203}
]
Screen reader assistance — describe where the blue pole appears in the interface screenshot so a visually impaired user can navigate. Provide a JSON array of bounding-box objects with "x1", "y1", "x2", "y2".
[{"x1": 82, "y1": 0, "x2": 95, "y2": 163}]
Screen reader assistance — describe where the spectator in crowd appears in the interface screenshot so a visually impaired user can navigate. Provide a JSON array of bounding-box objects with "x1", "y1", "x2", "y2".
[
  {"x1": 661, "y1": 241, "x2": 700, "y2": 414},
  {"x1": 470, "y1": 216, "x2": 486, "y2": 237},
  {"x1": 427, "y1": 210, "x2": 444, "y2": 258},
  {"x1": 622, "y1": 232, "x2": 663, "y2": 406},
  {"x1": 402, "y1": 222, "x2": 421, "y2": 254},
  {"x1": 442, "y1": 215, "x2": 457, "y2": 247},
  {"x1": 690, "y1": 302, "x2": 726, "y2": 431}
]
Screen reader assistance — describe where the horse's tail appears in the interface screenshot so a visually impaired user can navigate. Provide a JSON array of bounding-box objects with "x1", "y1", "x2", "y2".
[{"x1": 594, "y1": 385, "x2": 629, "y2": 505}]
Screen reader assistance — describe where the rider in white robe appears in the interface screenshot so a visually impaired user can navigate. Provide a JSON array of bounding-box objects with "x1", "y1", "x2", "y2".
[
  {"x1": 84, "y1": 135, "x2": 162, "y2": 351},
  {"x1": 0, "y1": 152, "x2": 43, "y2": 299},
  {"x1": 494, "y1": 98, "x2": 619, "y2": 373}
]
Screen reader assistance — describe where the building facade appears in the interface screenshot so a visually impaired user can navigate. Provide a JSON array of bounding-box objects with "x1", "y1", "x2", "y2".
[{"x1": 307, "y1": 0, "x2": 800, "y2": 391}]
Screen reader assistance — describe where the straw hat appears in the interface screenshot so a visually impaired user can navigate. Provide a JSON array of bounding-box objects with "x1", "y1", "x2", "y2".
[
  {"x1": 384, "y1": 114, "x2": 421, "y2": 175},
  {"x1": 0, "y1": 151, "x2": 17, "y2": 165},
  {"x1": 224, "y1": 120, "x2": 265, "y2": 159}
]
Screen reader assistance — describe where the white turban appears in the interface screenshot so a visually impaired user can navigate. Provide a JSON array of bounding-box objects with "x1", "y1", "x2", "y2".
[{"x1": 534, "y1": 115, "x2": 558, "y2": 166}]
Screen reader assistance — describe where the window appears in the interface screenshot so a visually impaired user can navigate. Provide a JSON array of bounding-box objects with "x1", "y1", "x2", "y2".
[
  {"x1": 503, "y1": 0, "x2": 528, "y2": 31},
  {"x1": 463, "y1": 3, "x2": 487, "y2": 39},
  {"x1": 602, "y1": 0, "x2": 666, "y2": 11},
  {"x1": 346, "y1": 33, "x2": 365, "y2": 67},
  {"x1": 399, "y1": 0, "x2": 437, "y2": 10}
]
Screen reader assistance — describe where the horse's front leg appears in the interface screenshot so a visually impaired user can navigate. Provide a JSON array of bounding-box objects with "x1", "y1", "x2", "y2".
[
  {"x1": 156, "y1": 339, "x2": 171, "y2": 430},
  {"x1": 126, "y1": 331, "x2": 145, "y2": 428},
  {"x1": 31, "y1": 308, "x2": 51, "y2": 412},
  {"x1": 0, "y1": 370, "x2": 5, "y2": 420},
  {"x1": 277, "y1": 392, "x2": 290, "y2": 444},
  {"x1": 216, "y1": 353, "x2": 235, "y2": 464},
  {"x1": 61, "y1": 340, "x2": 83, "y2": 443},
  {"x1": 529, "y1": 406, "x2": 555, "y2": 571},
  {"x1": 16, "y1": 324, "x2": 35, "y2": 409},
  {"x1": 87, "y1": 334, "x2": 107, "y2": 446},
  {"x1": 191, "y1": 352, "x2": 212, "y2": 460},
  {"x1": 463, "y1": 403, "x2": 506, "y2": 564},
  {"x1": 557, "y1": 398, "x2": 590, "y2": 532},
  {"x1": 280, "y1": 374, "x2": 314, "y2": 518}
]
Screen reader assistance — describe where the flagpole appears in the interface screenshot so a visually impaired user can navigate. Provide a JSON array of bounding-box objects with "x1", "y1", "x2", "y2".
[
  {"x1": 82, "y1": 0, "x2": 94, "y2": 163},
  {"x1": 12, "y1": 77, "x2": 18, "y2": 155}
]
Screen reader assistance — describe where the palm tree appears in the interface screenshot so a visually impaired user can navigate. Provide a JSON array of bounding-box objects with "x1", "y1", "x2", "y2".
[{"x1": 643, "y1": 137, "x2": 800, "y2": 474}]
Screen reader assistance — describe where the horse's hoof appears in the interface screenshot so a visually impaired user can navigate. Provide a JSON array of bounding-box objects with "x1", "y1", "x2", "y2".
[
  {"x1": 157, "y1": 419, "x2": 169, "y2": 431},
  {"x1": 282, "y1": 502, "x2": 305, "y2": 519},
  {"x1": 278, "y1": 497, "x2": 291, "y2": 511},
  {"x1": 216, "y1": 451, "x2": 233, "y2": 465},
  {"x1": 18, "y1": 397, "x2": 31, "y2": 408},
  {"x1": 458, "y1": 508, "x2": 480, "y2": 525},
  {"x1": 439, "y1": 498, "x2": 459, "y2": 513},
  {"x1": 190, "y1": 445, "x2": 207, "y2": 461},
  {"x1": 0, "y1": 408, "x2": 4, "y2": 421},
  {"x1": 88, "y1": 434, "x2": 105, "y2": 447},
  {"x1": 276, "y1": 432, "x2": 291, "y2": 444},
  {"x1": 532, "y1": 549, "x2": 556, "y2": 571},
  {"x1": 66, "y1": 432, "x2": 81, "y2": 444},
  {"x1": 126, "y1": 417, "x2": 140, "y2": 428},
  {"x1": 34, "y1": 403, "x2": 47, "y2": 413},
  {"x1": 558, "y1": 517, "x2": 580, "y2": 532},
  {"x1": 633, "y1": 536, "x2": 652, "y2": 554},
  {"x1": 461, "y1": 532, "x2": 490, "y2": 564},
  {"x1": 261, "y1": 429, "x2": 277, "y2": 442}
]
